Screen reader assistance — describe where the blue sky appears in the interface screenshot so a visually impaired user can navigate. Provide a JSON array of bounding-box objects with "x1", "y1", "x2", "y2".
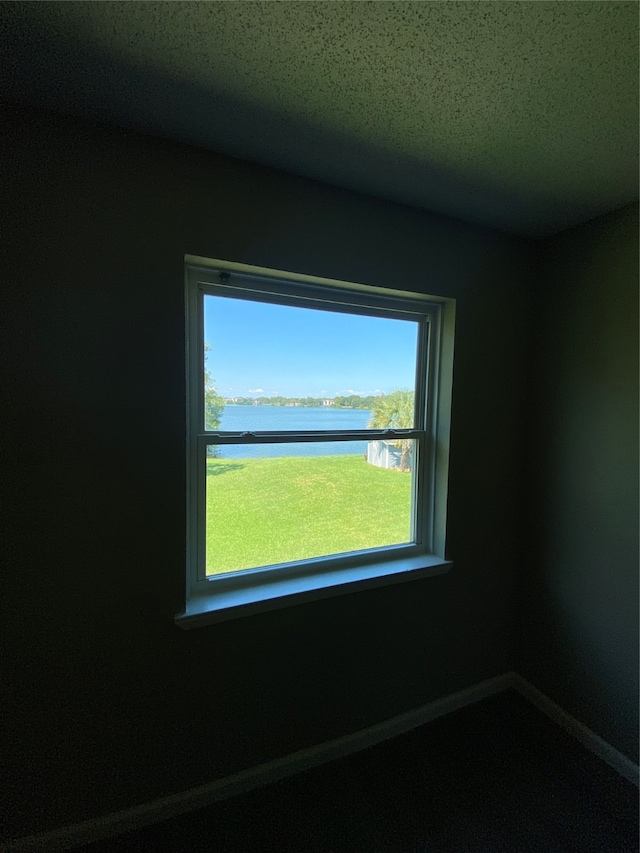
[{"x1": 204, "y1": 295, "x2": 418, "y2": 398}]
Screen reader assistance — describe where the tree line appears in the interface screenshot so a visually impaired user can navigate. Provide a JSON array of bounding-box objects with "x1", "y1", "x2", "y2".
[{"x1": 225, "y1": 395, "x2": 377, "y2": 409}]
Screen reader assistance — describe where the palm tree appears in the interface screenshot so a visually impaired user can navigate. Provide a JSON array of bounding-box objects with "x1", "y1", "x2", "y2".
[{"x1": 367, "y1": 390, "x2": 414, "y2": 471}]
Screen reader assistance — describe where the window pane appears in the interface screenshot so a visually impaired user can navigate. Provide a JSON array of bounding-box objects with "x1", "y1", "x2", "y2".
[
  {"x1": 205, "y1": 440, "x2": 416, "y2": 576},
  {"x1": 203, "y1": 295, "x2": 419, "y2": 431}
]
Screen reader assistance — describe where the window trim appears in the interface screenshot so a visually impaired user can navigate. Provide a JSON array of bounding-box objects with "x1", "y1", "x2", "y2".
[{"x1": 176, "y1": 256, "x2": 455, "y2": 628}]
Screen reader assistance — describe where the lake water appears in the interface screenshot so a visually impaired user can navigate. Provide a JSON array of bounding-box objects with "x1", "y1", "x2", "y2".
[{"x1": 216, "y1": 405, "x2": 372, "y2": 459}]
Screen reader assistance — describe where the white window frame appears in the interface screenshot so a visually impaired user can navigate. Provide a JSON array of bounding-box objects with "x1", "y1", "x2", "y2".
[{"x1": 176, "y1": 256, "x2": 455, "y2": 628}]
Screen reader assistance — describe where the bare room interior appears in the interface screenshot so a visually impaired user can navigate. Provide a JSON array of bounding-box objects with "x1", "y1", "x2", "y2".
[{"x1": 1, "y1": 2, "x2": 638, "y2": 850}]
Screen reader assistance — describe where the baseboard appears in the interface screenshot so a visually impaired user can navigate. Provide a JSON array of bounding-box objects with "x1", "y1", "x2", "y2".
[
  {"x1": 6, "y1": 674, "x2": 511, "y2": 851},
  {"x1": 507, "y1": 672, "x2": 640, "y2": 787},
  {"x1": 8, "y1": 669, "x2": 638, "y2": 851}
]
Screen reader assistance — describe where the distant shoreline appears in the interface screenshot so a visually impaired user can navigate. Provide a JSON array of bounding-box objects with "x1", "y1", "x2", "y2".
[
  {"x1": 225, "y1": 402, "x2": 360, "y2": 409},
  {"x1": 224, "y1": 397, "x2": 375, "y2": 410}
]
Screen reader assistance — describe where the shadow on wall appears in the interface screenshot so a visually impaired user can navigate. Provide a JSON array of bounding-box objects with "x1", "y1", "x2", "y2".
[{"x1": 0, "y1": 2, "x2": 564, "y2": 237}]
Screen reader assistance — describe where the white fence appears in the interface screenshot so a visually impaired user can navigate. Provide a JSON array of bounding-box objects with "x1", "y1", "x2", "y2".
[{"x1": 366, "y1": 440, "x2": 412, "y2": 471}]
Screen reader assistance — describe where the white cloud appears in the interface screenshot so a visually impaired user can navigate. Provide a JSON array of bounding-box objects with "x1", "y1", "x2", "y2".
[
  {"x1": 248, "y1": 388, "x2": 264, "y2": 394},
  {"x1": 336, "y1": 389, "x2": 382, "y2": 396}
]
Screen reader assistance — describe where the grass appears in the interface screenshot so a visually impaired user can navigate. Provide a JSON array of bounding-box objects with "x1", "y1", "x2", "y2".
[{"x1": 206, "y1": 454, "x2": 412, "y2": 575}]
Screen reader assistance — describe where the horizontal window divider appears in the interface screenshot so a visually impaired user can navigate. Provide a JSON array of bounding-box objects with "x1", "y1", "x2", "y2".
[{"x1": 198, "y1": 429, "x2": 424, "y2": 446}]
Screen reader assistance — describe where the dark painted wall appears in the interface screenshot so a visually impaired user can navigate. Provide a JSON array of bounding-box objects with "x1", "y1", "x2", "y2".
[
  {"x1": 519, "y1": 204, "x2": 639, "y2": 762},
  {"x1": 1, "y1": 107, "x2": 533, "y2": 837}
]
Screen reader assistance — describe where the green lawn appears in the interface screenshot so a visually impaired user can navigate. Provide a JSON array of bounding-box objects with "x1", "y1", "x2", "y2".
[{"x1": 206, "y1": 454, "x2": 412, "y2": 575}]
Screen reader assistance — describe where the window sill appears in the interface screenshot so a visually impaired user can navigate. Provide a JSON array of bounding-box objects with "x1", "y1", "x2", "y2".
[{"x1": 175, "y1": 554, "x2": 452, "y2": 629}]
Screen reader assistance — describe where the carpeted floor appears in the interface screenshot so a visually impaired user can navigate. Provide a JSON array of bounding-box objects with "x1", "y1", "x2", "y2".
[{"x1": 81, "y1": 690, "x2": 638, "y2": 852}]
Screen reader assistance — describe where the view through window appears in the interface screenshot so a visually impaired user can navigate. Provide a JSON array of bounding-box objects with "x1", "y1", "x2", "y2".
[{"x1": 203, "y1": 295, "x2": 421, "y2": 576}]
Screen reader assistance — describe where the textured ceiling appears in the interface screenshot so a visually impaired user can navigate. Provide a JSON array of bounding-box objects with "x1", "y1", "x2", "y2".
[{"x1": 1, "y1": 1, "x2": 638, "y2": 236}]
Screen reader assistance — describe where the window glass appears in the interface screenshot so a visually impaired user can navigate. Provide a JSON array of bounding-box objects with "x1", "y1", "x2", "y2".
[
  {"x1": 203, "y1": 294, "x2": 419, "y2": 431},
  {"x1": 205, "y1": 439, "x2": 416, "y2": 575}
]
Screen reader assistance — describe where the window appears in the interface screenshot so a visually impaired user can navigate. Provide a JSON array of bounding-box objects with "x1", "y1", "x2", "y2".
[{"x1": 176, "y1": 257, "x2": 455, "y2": 628}]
